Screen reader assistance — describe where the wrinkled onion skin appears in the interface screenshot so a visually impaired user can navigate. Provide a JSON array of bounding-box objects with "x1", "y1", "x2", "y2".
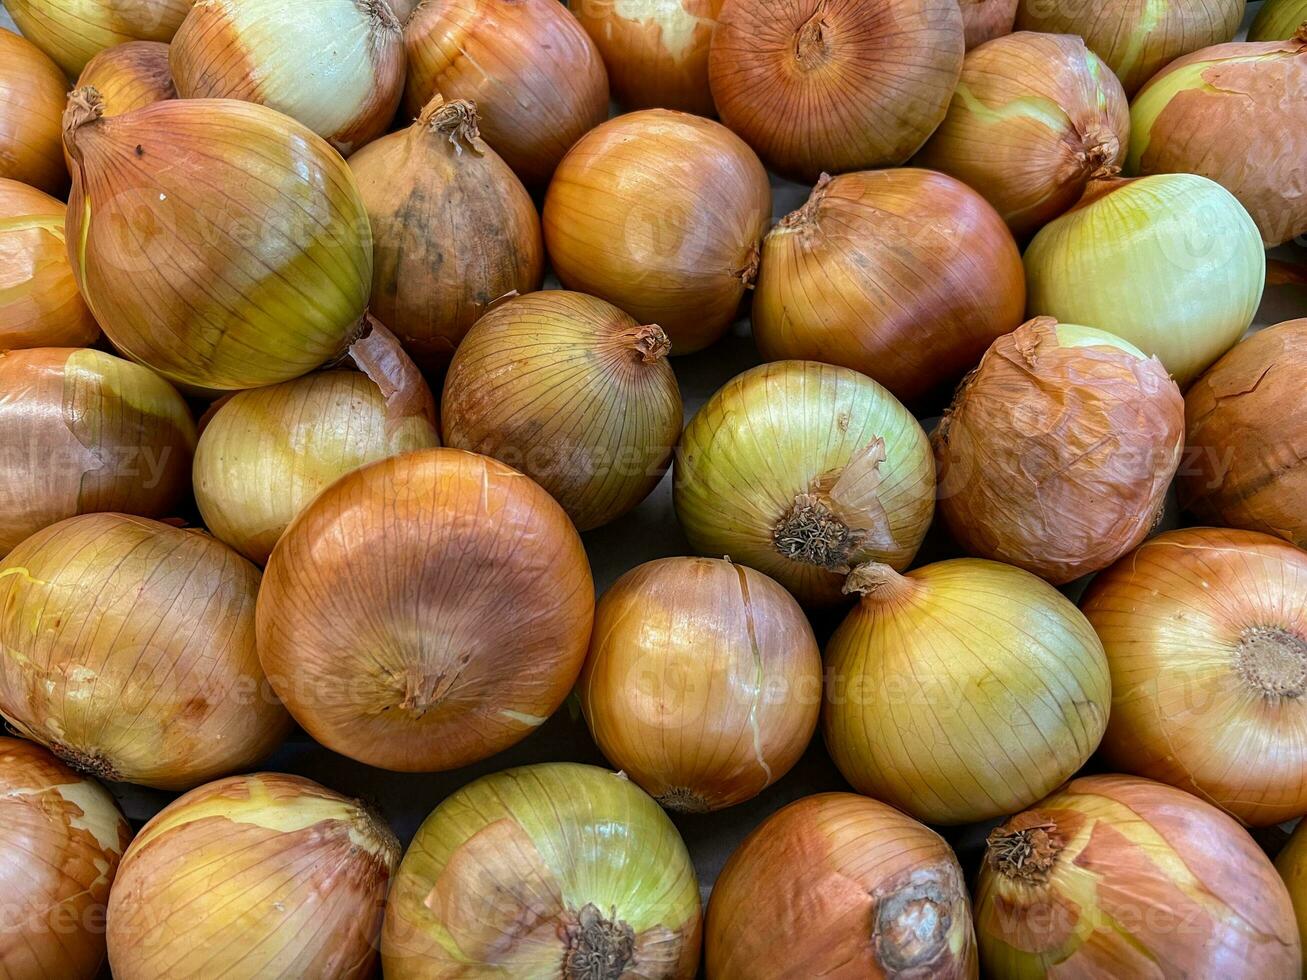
[
  {"x1": 4, "y1": 0, "x2": 192, "y2": 77},
  {"x1": 1251, "y1": 0, "x2": 1307, "y2": 40},
  {"x1": 707, "y1": 793, "x2": 978, "y2": 979},
  {"x1": 75, "y1": 40, "x2": 174, "y2": 115},
  {"x1": 976, "y1": 775, "x2": 1301, "y2": 977},
  {"x1": 960, "y1": 0, "x2": 1018, "y2": 48},
  {"x1": 0, "y1": 30, "x2": 68, "y2": 197}
]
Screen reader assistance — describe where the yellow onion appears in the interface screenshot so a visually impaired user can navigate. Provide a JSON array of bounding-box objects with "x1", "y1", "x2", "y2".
[
  {"x1": 933, "y1": 318, "x2": 1183, "y2": 584},
  {"x1": 960, "y1": 0, "x2": 1018, "y2": 48},
  {"x1": 442, "y1": 291, "x2": 682, "y2": 531},
  {"x1": 63, "y1": 90, "x2": 373, "y2": 393},
  {"x1": 1277, "y1": 820, "x2": 1307, "y2": 954},
  {"x1": 0, "y1": 737, "x2": 130, "y2": 980},
  {"x1": 404, "y1": 0, "x2": 609, "y2": 187},
  {"x1": 1251, "y1": 0, "x2": 1307, "y2": 40},
  {"x1": 707, "y1": 0, "x2": 964, "y2": 182},
  {"x1": 976, "y1": 774, "x2": 1301, "y2": 976},
  {"x1": 706, "y1": 793, "x2": 978, "y2": 979},
  {"x1": 753, "y1": 169, "x2": 1025, "y2": 405},
  {"x1": 170, "y1": 0, "x2": 405, "y2": 155},
  {"x1": 4, "y1": 0, "x2": 191, "y2": 77},
  {"x1": 194, "y1": 319, "x2": 439, "y2": 565},
  {"x1": 1024, "y1": 174, "x2": 1264, "y2": 387},
  {"x1": 382, "y1": 762, "x2": 701, "y2": 978},
  {"x1": 914, "y1": 32, "x2": 1129, "y2": 240},
  {"x1": 0, "y1": 29, "x2": 69, "y2": 197},
  {"x1": 0, "y1": 514, "x2": 291, "y2": 789},
  {"x1": 257, "y1": 448, "x2": 594, "y2": 772},
  {"x1": 349, "y1": 97, "x2": 543, "y2": 370},
  {"x1": 544, "y1": 109, "x2": 770, "y2": 353},
  {"x1": 75, "y1": 40, "x2": 174, "y2": 114},
  {"x1": 823, "y1": 559, "x2": 1110, "y2": 825},
  {"x1": 579, "y1": 557, "x2": 821, "y2": 812},
  {"x1": 0, "y1": 347, "x2": 195, "y2": 557}
]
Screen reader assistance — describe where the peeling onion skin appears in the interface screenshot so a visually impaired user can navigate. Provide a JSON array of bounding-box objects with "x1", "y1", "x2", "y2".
[
  {"x1": 75, "y1": 40, "x2": 174, "y2": 115},
  {"x1": 976, "y1": 775, "x2": 1302, "y2": 977},
  {"x1": 0, "y1": 29, "x2": 69, "y2": 197},
  {"x1": 544, "y1": 109, "x2": 771, "y2": 354},
  {"x1": 107, "y1": 773, "x2": 399, "y2": 980},
  {"x1": 382, "y1": 763, "x2": 702, "y2": 978},
  {"x1": 959, "y1": 0, "x2": 1018, "y2": 48},
  {"x1": 753, "y1": 169, "x2": 1025, "y2": 406},
  {"x1": 1251, "y1": 0, "x2": 1307, "y2": 40},
  {"x1": 4, "y1": 0, "x2": 192, "y2": 77},
  {"x1": 0, "y1": 514, "x2": 291, "y2": 790}
]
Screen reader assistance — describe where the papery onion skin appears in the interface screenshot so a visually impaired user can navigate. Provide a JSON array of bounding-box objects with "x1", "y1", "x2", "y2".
[
  {"x1": 4, "y1": 0, "x2": 192, "y2": 77},
  {"x1": 913, "y1": 32, "x2": 1129, "y2": 240},
  {"x1": 544, "y1": 109, "x2": 770, "y2": 354},
  {"x1": 0, "y1": 29, "x2": 69, "y2": 197},
  {"x1": 753, "y1": 169, "x2": 1025, "y2": 405},
  {"x1": 76, "y1": 40, "x2": 174, "y2": 115},
  {"x1": 107, "y1": 772, "x2": 399, "y2": 980},
  {"x1": 1251, "y1": 0, "x2": 1307, "y2": 40},
  {"x1": 0, "y1": 347, "x2": 195, "y2": 557},
  {"x1": 976, "y1": 774, "x2": 1301, "y2": 977},
  {"x1": 579, "y1": 558, "x2": 820, "y2": 812},
  {"x1": 706, "y1": 793, "x2": 978, "y2": 979},
  {"x1": 1276, "y1": 820, "x2": 1307, "y2": 953},
  {"x1": 382, "y1": 762, "x2": 701, "y2": 978},
  {"x1": 0, "y1": 514, "x2": 291, "y2": 789},
  {"x1": 960, "y1": 0, "x2": 1018, "y2": 48}
]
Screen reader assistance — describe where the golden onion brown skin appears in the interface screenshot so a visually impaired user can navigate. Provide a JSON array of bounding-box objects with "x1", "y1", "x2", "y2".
[
  {"x1": 960, "y1": 0, "x2": 1018, "y2": 48},
  {"x1": 0, "y1": 29, "x2": 69, "y2": 197},
  {"x1": 4, "y1": 0, "x2": 191, "y2": 77},
  {"x1": 75, "y1": 40, "x2": 174, "y2": 115}
]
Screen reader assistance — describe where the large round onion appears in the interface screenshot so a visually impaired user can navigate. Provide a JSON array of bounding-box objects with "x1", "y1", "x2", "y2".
[
  {"x1": 544, "y1": 109, "x2": 771, "y2": 354},
  {"x1": 382, "y1": 763, "x2": 702, "y2": 978},
  {"x1": 960, "y1": 0, "x2": 1018, "y2": 48},
  {"x1": 674, "y1": 360, "x2": 936, "y2": 607},
  {"x1": 107, "y1": 773, "x2": 399, "y2": 979},
  {"x1": 0, "y1": 347, "x2": 195, "y2": 557},
  {"x1": 1251, "y1": 0, "x2": 1307, "y2": 40},
  {"x1": 707, "y1": 0, "x2": 964, "y2": 181},
  {"x1": 75, "y1": 40, "x2": 174, "y2": 115},
  {"x1": 4, "y1": 0, "x2": 192, "y2": 77},
  {"x1": 0, "y1": 29, "x2": 68, "y2": 197},
  {"x1": 976, "y1": 775, "x2": 1301, "y2": 976},
  {"x1": 753, "y1": 169, "x2": 1025, "y2": 405},
  {"x1": 579, "y1": 558, "x2": 820, "y2": 812},
  {"x1": 257, "y1": 449, "x2": 594, "y2": 772},
  {"x1": 0, "y1": 514, "x2": 290, "y2": 789},
  {"x1": 706, "y1": 793, "x2": 977, "y2": 978}
]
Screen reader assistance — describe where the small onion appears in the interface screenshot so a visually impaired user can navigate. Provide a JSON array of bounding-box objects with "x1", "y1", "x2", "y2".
[
  {"x1": 976, "y1": 775, "x2": 1301, "y2": 976},
  {"x1": 579, "y1": 557, "x2": 821, "y2": 812},
  {"x1": 544, "y1": 109, "x2": 770, "y2": 353},
  {"x1": 0, "y1": 514, "x2": 291, "y2": 789},
  {"x1": 1024, "y1": 174, "x2": 1265, "y2": 387},
  {"x1": 1277, "y1": 820, "x2": 1307, "y2": 953},
  {"x1": 1251, "y1": 0, "x2": 1307, "y2": 40},
  {"x1": 0, "y1": 29, "x2": 69, "y2": 197},
  {"x1": 706, "y1": 793, "x2": 978, "y2": 979},
  {"x1": 107, "y1": 773, "x2": 399, "y2": 979},
  {"x1": 382, "y1": 762, "x2": 701, "y2": 978},
  {"x1": 960, "y1": 0, "x2": 1018, "y2": 48},
  {"x1": 823, "y1": 558, "x2": 1110, "y2": 825},
  {"x1": 75, "y1": 40, "x2": 174, "y2": 115},
  {"x1": 3, "y1": 0, "x2": 191, "y2": 77},
  {"x1": 753, "y1": 169, "x2": 1026, "y2": 405}
]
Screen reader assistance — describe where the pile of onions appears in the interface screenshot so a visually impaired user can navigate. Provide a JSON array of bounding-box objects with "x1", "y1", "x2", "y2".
[
  {"x1": 170, "y1": 0, "x2": 405, "y2": 155},
  {"x1": 544, "y1": 109, "x2": 770, "y2": 354},
  {"x1": 107, "y1": 773, "x2": 399, "y2": 979},
  {"x1": 674, "y1": 361, "x2": 936, "y2": 607},
  {"x1": 0, "y1": 29, "x2": 68, "y2": 197},
  {"x1": 933, "y1": 317, "x2": 1184, "y2": 584},
  {"x1": 753, "y1": 169, "x2": 1025, "y2": 404},
  {"x1": 824, "y1": 558, "x2": 1110, "y2": 824},
  {"x1": 256, "y1": 449, "x2": 594, "y2": 772},
  {"x1": 349, "y1": 97, "x2": 543, "y2": 370},
  {"x1": 976, "y1": 775, "x2": 1301, "y2": 975},
  {"x1": 0, "y1": 514, "x2": 290, "y2": 789},
  {"x1": 706, "y1": 793, "x2": 977, "y2": 978},
  {"x1": 1024, "y1": 174, "x2": 1265, "y2": 387},
  {"x1": 1252, "y1": 0, "x2": 1307, "y2": 40},
  {"x1": 914, "y1": 32, "x2": 1129, "y2": 239},
  {"x1": 708, "y1": 0, "x2": 964, "y2": 181},
  {"x1": 960, "y1": 0, "x2": 1018, "y2": 48},
  {"x1": 404, "y1": 0, "x2": 609, "y2": 187},
  {"x1": 1277, "y1": 821, "x2": 1307, "y2": 950},
  {"x1": 63, "y1": 90, "x2": 373, "y2": 394},
  {"x1": 0, "y1": 347, "x2": 195, "y2": 557},
  {"x1": 579, "y1": 558, "x2": 821, "y2": 812},
  {"x1": 75, "y1": 41, "x2": 174, "y2": 116},
  {"x1": 0, "y1": 738, "x2": 130, "y2": 980},
  {"x1": 382, "y1": 763, "x2": 702, "y2": 978},
  {"x1": 4, "y1": 0, "x2": 191, "y2": 77}
]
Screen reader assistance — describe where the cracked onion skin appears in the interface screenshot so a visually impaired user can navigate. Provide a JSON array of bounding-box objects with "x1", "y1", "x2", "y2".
[
  {"x1": 0, "y1": 29, "x2": 68, "y2": 197},
  {"x1": 960, "y1": 0, "x2": 1018, "y2": 48},
  {"x1": 75, "y1": 40, "x2": 174, "y2": 115},
  {"x1": 4, "y1": 0, "x2": 191, "y2": 77}
]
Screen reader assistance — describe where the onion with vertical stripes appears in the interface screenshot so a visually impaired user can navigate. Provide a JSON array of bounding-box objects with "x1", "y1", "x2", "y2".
[
  {"x1": 0, "y1": 29, "x2": 68, "y2": 197},
  {"x1": 3, "y1": 0, "x2": 191, "y2": 77}
]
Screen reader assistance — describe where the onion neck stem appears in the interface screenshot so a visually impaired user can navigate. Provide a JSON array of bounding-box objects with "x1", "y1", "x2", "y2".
[
  {"x1": 794, "y1": 2, "x2": 830, "y2": 69},
  {"x1": 986, "y1": 815, "x2": 1063, "y2": 884},
  {"x1": 843, "y1": 561, "x2": 912, "y2": 599},
  {"x1": 420, "y1": 97, "x2": 482, "y2": 156}
]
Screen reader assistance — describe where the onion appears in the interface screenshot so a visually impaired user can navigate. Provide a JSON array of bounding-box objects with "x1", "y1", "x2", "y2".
[
  {"x1": 913, "y1": 32, "x2": 1129, "y2": 240},
  {"x1": 1277, "y1": 820, "x2": 1307, "y2": 953},
  {"x1": 404, "y1": 0, "x2": 609, "y2": 187},
  {"x1": 1024, "y1": 174, "x2": 1265, "y2": 388},
  {"x1": 0, "y1": 29, "x2": 68, "y2": 197},
  {"x1": 63, "y1": 89, "x2": 373, "y2": 394},
  {"x1": 707, "y1": 0, "x2": 965, "y2": 182},
  {"x1": 824, "y1": 558, "x2": 1110, "y2": 825},
  {"x1": 256, "y1": 448, "x2": 594, "y2": 772},
  {"x1": 3, "y1": 0, "x2": 191, "y2": 77},
  {"x1": 0, "y1": 347, "x2": 195, "y2": 557},
  {"x1": 349, "y1": 97, "x2": 544, "y2": 371},
  {"x1": 706, "y1": 793, "x2": 977, "y2": 978},
  {"x1": 1251, "y1": 0, "x2": 1307, "y2": 40},
  {"x1": 75, "y1": 40, "x2": 174, "y2": 115},
  {"x1": 0, "y1": 514, "x2": 291, "y2": 789},
  {"x1": 382, "y1": 762, "x2": 701, "y2": 978},
  {"x1": 389, "y1": 0, "x2": 420, "y2": 20},
  {"x1": 960, "y1": 0, "x2": 1018, "y2": 48},
  {"x1": 579, "y1": 557, "x2": 821, "y2": 812},
  {"x1": 107, "y1": 772, "x2": 399, "y2": 979},
  {"x1": 753, "y1": 169, "x2": 1025, "y2": 405},
  {"x1": 543, "y1": 109, "x2": 770, "y2": 354},
  {"x1": 976, "y1": 774, "x2": 1301, "y2": 976},
  {"x1": 0, "y1": 737, "x2": 130, "y2": 980}
]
